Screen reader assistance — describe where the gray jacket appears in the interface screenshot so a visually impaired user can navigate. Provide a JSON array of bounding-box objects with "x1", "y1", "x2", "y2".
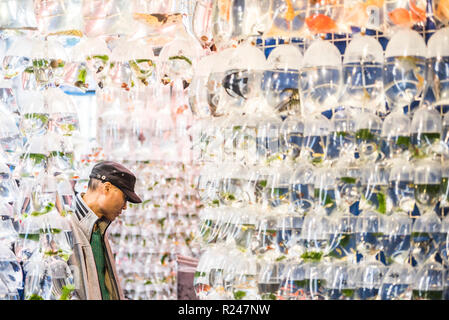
[{"x1": 67, "y1": 193, "x2": 124, "y2": 300}]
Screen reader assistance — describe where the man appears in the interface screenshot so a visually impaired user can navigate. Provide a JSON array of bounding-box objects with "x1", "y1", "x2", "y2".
[{"x1": 68, "y1": 161, "x2": 142, "y2": 300}]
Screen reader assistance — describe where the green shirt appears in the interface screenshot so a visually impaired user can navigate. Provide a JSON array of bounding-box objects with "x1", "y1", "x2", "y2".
[{"x1": 90, "y1": 227, "x2": 110, "y2": 300}]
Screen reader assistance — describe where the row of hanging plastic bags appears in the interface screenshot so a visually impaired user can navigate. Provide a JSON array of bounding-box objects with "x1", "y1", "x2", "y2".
[
  {"x1": 191, "y1": 0, "x2": 449, "y2": 49},
  {"x1": 107, "y1": 161, "x2": 201, "y2": 300},
  {"x1": 2, "y1": 0, "x2": 449, "y2": 47},
  {"x1": 0, "y1": 0, "x2": 191, "y2": 40},
  {"x1": 194, "y1": 242, "x2": 449, "y2": 300},
  {"x1": 190, "y1": 26, "x2": 448, "y2": 123},
  {"x1": 0, "y1": 33, "x2": 202, "y2": 94},
  {"x1": 191, "y1": 104, "x2": 449, "y2": 169}
]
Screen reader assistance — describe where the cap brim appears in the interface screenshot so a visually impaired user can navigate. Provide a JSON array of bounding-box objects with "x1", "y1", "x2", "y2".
[{"x1": 122, "y1": 189, "x2": 142, "y2": 204}]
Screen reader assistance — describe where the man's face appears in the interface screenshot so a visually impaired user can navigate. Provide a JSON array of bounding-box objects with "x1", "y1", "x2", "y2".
[{"x1": 99, "y1": 182, "x2": 128, "y2": 222}]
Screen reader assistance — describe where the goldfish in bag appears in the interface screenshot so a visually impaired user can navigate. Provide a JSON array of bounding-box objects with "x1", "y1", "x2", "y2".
[
  {"x1": 387, "y1": 0, "x2": 426, "y2": 27},
  {"x1": 305, "y1": 13, "x2": 338, "y2": 33},
  {"x1": 305, "y1": 0, "x2": 344, "y2": 34},
  {"x1": 264, "y1": 0, "x2": 308, "y2": 38}
]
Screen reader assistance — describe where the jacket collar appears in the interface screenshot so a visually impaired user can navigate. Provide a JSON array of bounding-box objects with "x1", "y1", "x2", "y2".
[{"x1": 73, "y1": 192, "x2": 111, "y2": 241}]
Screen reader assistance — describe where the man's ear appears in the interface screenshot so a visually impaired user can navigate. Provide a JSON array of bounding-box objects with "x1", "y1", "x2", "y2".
[{"x1": 103, "y1": 182, "x2": 112, "y2": 193}]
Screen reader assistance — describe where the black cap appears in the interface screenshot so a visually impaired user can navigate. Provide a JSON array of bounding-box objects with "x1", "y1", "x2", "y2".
[{"x1": 89, "y1": 161, "x2": 142, "y2": 204}]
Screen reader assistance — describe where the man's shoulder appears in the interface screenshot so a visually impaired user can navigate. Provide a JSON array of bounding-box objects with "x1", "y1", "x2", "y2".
[{"x1": 67, "y1": 213, "x2": 90, "y2": 246}]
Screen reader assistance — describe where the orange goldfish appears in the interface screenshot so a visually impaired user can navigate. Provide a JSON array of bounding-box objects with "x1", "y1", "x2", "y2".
[
  {"x1": 388, "y1": 7, "x2": 412, "y2": 25},
  {"x1": 305, "y1": 13, "x2": 337, "y2": 33}
]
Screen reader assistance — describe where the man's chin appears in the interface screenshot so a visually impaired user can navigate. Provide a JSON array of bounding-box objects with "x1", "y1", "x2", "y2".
[
  {"x1": 112, "y1": 212, "x2": 122, "y2": 220},
  {"x1": 105, "y1": 211, "x2": 122, "y2": 222}
]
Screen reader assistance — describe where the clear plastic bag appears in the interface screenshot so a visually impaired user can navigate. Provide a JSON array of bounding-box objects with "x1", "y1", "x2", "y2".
[{"x1": 34, "y1": 0, "x2": 83, "y2": 36}]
